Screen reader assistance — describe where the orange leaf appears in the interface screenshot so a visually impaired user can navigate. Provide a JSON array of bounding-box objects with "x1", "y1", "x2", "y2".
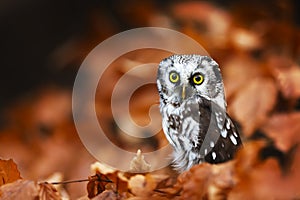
[
  {"x1": 228, "y1": 78, "x2": 277, "y2": 136},
  {"x1": 178, "y1": 162, "x2": 235, "y2": 200},
  {"x1": 261, "y1": 112, "x2": 300, "y2": 151},
  {"x1": 0, "y1": 180, "x2": 61, "y2": 200},
  {"x1": 0, "y1": 180, "x2": 38, "y2": 200},
  {"x1": 231, "y1": 141, "x2": 300, "y2": 199},
  {"x1": 222, "y1": 56, "x2": 265, "y2": 100},
  {"x1": 273, "y1": 64, "x2": 300, "y2": 98},
  {"x1": 0, "y1": 159, "x2": 21, "y2": 186}
]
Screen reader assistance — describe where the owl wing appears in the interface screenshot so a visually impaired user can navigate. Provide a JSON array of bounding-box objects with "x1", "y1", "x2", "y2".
[
  {"x1": 204, "y1": 113, "x2": 242, "y2": 164},
  {"x1": 187, "y1": 96, "x2": 243, "y2": 164}
]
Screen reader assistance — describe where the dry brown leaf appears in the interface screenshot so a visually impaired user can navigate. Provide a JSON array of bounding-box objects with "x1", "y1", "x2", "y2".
[
  {"x1": 128, "y1": 174, "x2": 157, "y2": 197},
  {"x1": 0, "y1": 159, "x2": 21, "y2": 186},
  {"x1": 234, "y1": 140, "x2": 268, "y2": 175},
  {"x1": 261, "y1": 112, "x2": 300, "y2": 151},
  {"x1": 230, "y1": 159, "x2": 284, "y2": 200},
  {"x1": 271, "y1": 63, "x2": 300, "y2": 98},
  {"x1": 230, "y1": 141, "x2": 300, "y2": 199},
  {"x1": 228, "y1": 78, "x2": 277, "y2": 136},
  {"x1": 0, "y1": 179, "x2": 61, "y2": 200},
  {"x1": 89, "y1": 161, "x2": 177, "y2": 199},
  {"x1": 222, "y1": 55, "x2": 265, "y2": 100},
  {"x1": 90, "y1": 162, "x2": 117, "y2": 176},
  {"x1": 42, "y1": 172, "x2": 69, "y2": 199},
  {"x1": 91, "y1": 190, "x2": 118, "y2": 200},
  {"x1": 178, "y1": 162, "x2": 235, "y2": 200},
  {"x1": 208, "y1": 161, "x2": 236, "y2": 200},
  {"x1": 91, "y1": 162, "x2": 128, "y2": 191},
  {"x1": 137, "y1": 174, "x2": 180, "y2": 199},
  {"x1": 39, "y1": 182, "x2": 61, "y2": 200},
  {"x1": 87, "y1": 173, "x2": 114, "y2": 199},
  {"x1": 127, "y1": 196, "x2": 169, "y2": 200},
  {"x1": 89, "y1": 162, "x2": 129, "y2": 198},
  {"x1": 0, "y1": 180, "x2": 39, "y2": 200}
]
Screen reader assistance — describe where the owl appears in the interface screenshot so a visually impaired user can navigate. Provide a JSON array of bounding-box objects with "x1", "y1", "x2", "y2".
[{"x1": 157, "y1": 54, "x2": 242, "y2": 172}]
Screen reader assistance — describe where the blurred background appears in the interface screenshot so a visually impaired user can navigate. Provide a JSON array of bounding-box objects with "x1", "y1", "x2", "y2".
[{"x1": 0, "y1": 0, "x2": 300, "y2": 198}]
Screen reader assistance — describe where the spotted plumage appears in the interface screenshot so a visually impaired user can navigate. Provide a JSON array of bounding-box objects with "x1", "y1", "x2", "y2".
[{"x1": 157, "y1": 54, "x2": 242, "y2": 172}]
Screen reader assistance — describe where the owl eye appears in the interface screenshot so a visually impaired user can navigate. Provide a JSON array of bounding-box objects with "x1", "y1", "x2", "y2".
[
  {"x1": 192, "y1": 73, "x2": 204, "y2": 85},
  {"x1": 169, "y1": 71, "x2": 180, "y2": 83}
]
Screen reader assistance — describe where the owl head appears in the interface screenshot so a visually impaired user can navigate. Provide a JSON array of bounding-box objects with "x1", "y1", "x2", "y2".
[{"x1": 157, "y1": 54, "x2": 226, "y2": 110}]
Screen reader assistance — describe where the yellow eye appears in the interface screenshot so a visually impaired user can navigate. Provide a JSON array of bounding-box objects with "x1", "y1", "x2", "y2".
[
  {"x1": 192, "y1": 73, "x2": 204, "y2": 85},
  {"x1": 169, "y1": 71, "x2": 180, "y2": 83}
]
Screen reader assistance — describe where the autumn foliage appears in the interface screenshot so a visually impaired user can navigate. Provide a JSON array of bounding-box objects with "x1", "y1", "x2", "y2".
[{"x1": 0, "y1": 1, "x2": 300, "y2": 199}]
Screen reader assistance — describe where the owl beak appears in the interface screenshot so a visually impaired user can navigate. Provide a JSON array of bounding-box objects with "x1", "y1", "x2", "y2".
[
  {"x1": 180, "y1": 84, "x2": 194, "y2": 101},
  {"x1": 182, "y1": 85, "x2": 186, "y2": 100}
]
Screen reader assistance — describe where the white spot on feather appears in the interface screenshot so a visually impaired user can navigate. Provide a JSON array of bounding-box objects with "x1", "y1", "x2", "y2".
[
  {"x1": 217, "y1": 118, "x2": 223, "y2": 129},
  {"x1": 226, "y1": 119, "x2": 231, "y2": 129},
  {"x1": 221, "y1": 129, "x2": 227, "y2": 138},
  {"x1": 230, "y1": 134, "x2": 238, "y2": 145},
  {"x1": 212, "y1": 152, "x2": 217, "y2": 160},
  {"x1": 233, "y1": 130, "x2": 238, "y2": 138}
]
